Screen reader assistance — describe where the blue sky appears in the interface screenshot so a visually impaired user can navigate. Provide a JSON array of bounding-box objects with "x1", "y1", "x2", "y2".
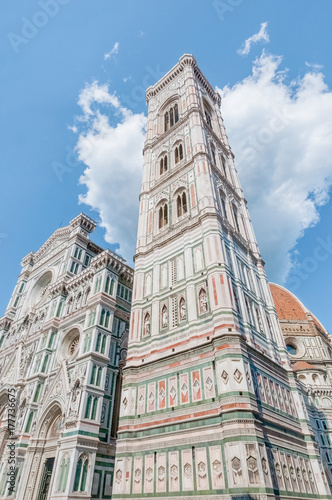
[{"x1": 1, "y1": 0, "x2": 332, "y2": 332}]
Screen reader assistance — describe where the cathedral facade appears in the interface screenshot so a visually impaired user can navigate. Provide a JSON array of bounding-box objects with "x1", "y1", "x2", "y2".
[
  {"x1": 0, "y1": 55, "x2": 332, "y2": 500},
  {"x1": 0, "y1": 214, "x2": 133, "y2": 499}
]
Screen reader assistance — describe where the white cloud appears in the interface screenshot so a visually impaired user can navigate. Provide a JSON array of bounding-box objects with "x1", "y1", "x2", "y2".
[
  {"x1": 305, "y1": 61, "x2": 324, "y2": 70},
  {"x1": 218, "y1": 51, "x2": 332, "y2": 282},
  {"x1": 77, "y1": 80, "x2": 120, "y2": 118},
  {"x1": 74, "y1": 82, "x2": 146, "y2": 263},
  {"x1": 68, "y1": 124, "x2": 77, "y2": 133},
  {"x1": 238, "y1": 22, "x2": 269, "y2": 56},
  {"x1": 104, "y1": 41, "x2": 119, "y2": 60}
]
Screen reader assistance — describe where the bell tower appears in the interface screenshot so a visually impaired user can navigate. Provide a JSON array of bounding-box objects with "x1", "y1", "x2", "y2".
[{"x1": 113, "y1": 55, "x2": 330, "y2": 499}]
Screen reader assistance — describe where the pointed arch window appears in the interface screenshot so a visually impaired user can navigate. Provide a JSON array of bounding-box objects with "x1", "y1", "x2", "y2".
[
  {"x1": 219, "y1": 190, "x2": 227, "y2": 219},
  {"x1": 160, "y1": 154, "x2": 168, "y2": 175},
  {"x1": 177, "y1": 192, "x2": 188, "y2": 218},
  {"x1": 174, "y1": 103, "x2": 179, "y2": 122},
  {"x1": 101, "y1": 335, "x2": 106, "y2": 354},
  {"x1": 210, "y1": 143, "x2": 216, "y2": 165},
  {"x1": 96, "y1": 367, "x2": 102, "y2": 386},
  {"x1": 58, "y1": 457, "x2": 70, "y2": 492},
  {"x1": 33, "y1": 383, "x2": 41, "y2": 403},
  {"x1": 85, "y1": 396, "x2": 92, "y2": 419},
  {"x1": 96, "y1": 332, "x2": 102, "y2": 352},
  {"x1": 170, "y1": 107, "x2": 174, "y2": 127},
  {"x1": 41, "y1": 354, "x2": 49, "y2": 373},
  {"x1": 91, "y1": 397, "x2": 98, "y2": 420},
  {"x1": 232, "y1": 204, "x2": 240, "y2": 233},
  {"x1": 164, "y1": 103, "x2": 179, "y2": 132},
  {"x1": 174, "y1": 143, "x2": 183, "y2": 164},
  {"x1": 25, "y1": 411, "x2": 34, "y2": 433},
  {"x1": 73, "y1": 455, "x2": 89, "y2": 492},
  {"x1": 158, "y1": 204, "x2": 168, "y2": 229},
  {"x1": 90, "y1": 365, "x2": 97, "y2": 385},
  {"x1": 164, "y1": 111, "x2": 169, "y2": 132}
]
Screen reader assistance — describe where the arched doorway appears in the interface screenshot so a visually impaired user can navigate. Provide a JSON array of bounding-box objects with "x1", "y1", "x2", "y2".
[{"x1": 33, "y1": 405, "x2": 62, "y2": 500}]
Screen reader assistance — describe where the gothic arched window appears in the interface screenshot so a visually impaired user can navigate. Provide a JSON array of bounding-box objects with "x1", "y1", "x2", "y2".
[
  {"x1": 174, "y1": 103, "x2": 179, "y2": 122},
  {"x1": 164, "y1": 111, "x2": 169, "y2": 132},
  {"x1": 158, "y1": 204, "x2": 168, "y2": 229},
  {"x1": 219, "y1": 190, "x2": 227, "y2": 219},
  {"x1": 177, "y1": 192, "x2": 188, "y2": 218},
  {"x1": 232, "y1": 204, "x2": 240, "y2": 233},
  {"x1": 210, "y1": 143, "x2": 216, "y2": 165},
  {"x1": 174, "y1": 143, "x2": 183, "y2": 164},
  {"x1": 160, "y1": 154, "x2": 167, "y2": 175},
  {"x1": 164, "y1": 104, "x2": 179, "y2": 132},
  {"x1": 73, "y1": 455, "x2": 89, "y2": 492}
]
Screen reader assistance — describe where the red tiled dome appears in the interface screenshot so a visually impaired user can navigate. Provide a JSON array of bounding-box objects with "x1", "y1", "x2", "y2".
[{"x1": 269, "y1": 283, "x2": 307, "y2": 321}]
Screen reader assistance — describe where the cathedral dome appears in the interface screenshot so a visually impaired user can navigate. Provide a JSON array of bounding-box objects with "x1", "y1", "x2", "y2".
[{"x1": 269, "y1": 283, "x2": 328, "y2": 337}]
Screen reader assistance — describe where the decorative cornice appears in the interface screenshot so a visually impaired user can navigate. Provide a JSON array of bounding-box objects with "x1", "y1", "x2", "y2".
[{"x1": 145, "y1": 54, "x2": 220, "y2": 104}]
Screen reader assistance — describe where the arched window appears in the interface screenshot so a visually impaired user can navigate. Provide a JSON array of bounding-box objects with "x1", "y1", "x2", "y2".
[
  {"x1": 179, "y1": 143, "x2": 183, "y2": 160},
  {"x1": 204, "y1": 101, "x2": 213, "y2": 129},
  {"x1": 90, "y1": 365, "x2": 97, "y2": 385},
  {"x1": 73, "y1": 459, "x2": 82, "y2": 491},
  {"x1": 101, "y1": 335, "x2": 106, "y2": 354},
  {"x1": 41, "y1": 354, "x2": 49, "y2": 373},
  {"x1": 220, "y1": 155, "x2": 226, "y2": 176},
  {"x1": 174, "y1": 103, "x2": 179, "y2": 122},
  {"x1": 85, "y1": 396, "x2": 92, "y2": 418},
  {"x1": 25, "y1": 411, "x2": 34, "y2": 433},
  {"x1": 105, "y1": 311, "x2": 111, "y2": 329},
  {"x1": 158, "y1": 204, "x2": 168, "y2": 229},
  {"x1": 177, "y1": 192, "x2": 188, "y2": 218},
  {"x1": 96, "y1": 367, "x2": 102, "y2": 386},
  {"x1": 91, "y1": 397, "x2": 98, "y2": 420},
  {"x1": 170, "y1": 107, "x2": 174, "y2": 127},
  {"x1": 57, "y1": 459, "x2": 65, "y2": 491},
  {"x1": 174, "y1": 143, "x2": 183, "y2": 165},
  {"x1": 96, "y1": 332, "x2": 102, "y2": 352},
  {"x1": 211, "y1": 144, "x2": 216, "y2": 165},
  {"x1": 58, "y1": 458, "x2": 70, "y2": 492},
  {"x1": 105, "y1": 276, "x2": 110, "y2": 294},
  {"x1": 160, "y1": 157, "x2": 164, "y2": 175},
  {"x1": 219, "y1": 190, "x2": 227, "y2": 219},
  {"x1": 81, "y1": 459, "x2": 88, "y2": 491},
  {"x1": 164, "y1": 111, "x2": 169, "y2": 132},
  {"x1": 164, "y1": 104, "x2": 179, "y2": 132},
  {"x1": 33, "y1": 383, "x2": 41, "y2": 403},
  {"x1": 232, "y1": 204, "x2": 240, "y2": 233},
  {"x1": 99, "y1": 309, "x2": 105, "y2": 326}
]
